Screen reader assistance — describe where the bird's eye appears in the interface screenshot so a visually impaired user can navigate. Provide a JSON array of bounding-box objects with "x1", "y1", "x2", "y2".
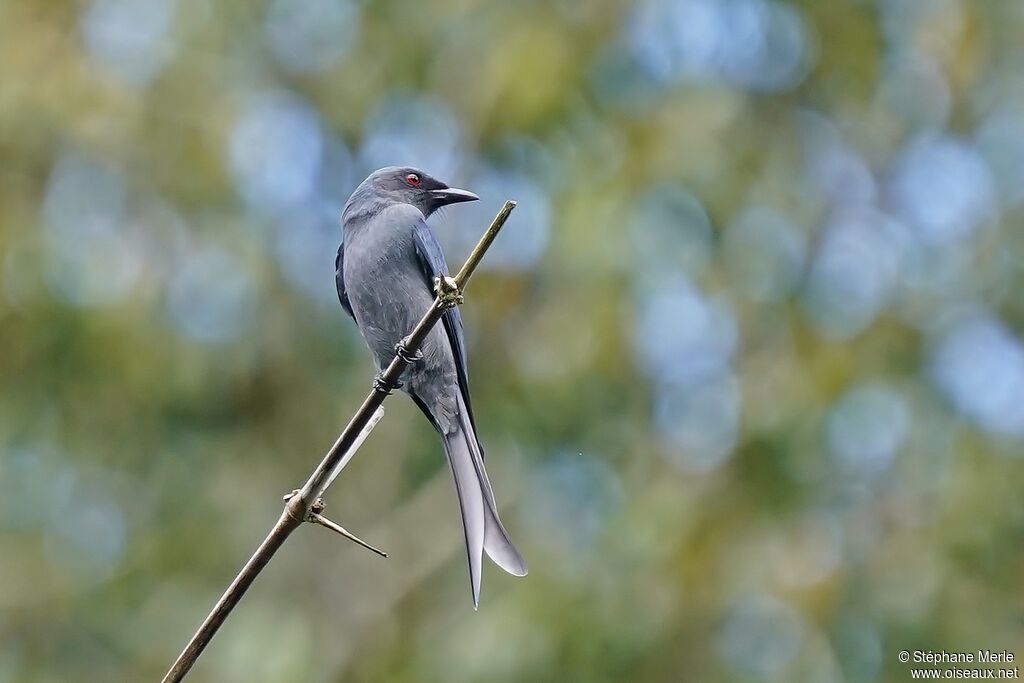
[{"x1": 405, "y1": 173, "x2": 421, "y2": 187}]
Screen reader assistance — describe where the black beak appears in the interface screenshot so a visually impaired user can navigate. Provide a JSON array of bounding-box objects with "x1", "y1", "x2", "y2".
[{"x1": 430, "y1": 187, "x2": 480, "y2": 206}]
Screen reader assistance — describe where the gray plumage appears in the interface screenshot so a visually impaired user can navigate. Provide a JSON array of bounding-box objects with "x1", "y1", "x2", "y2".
[{"x1": 336, "y1": 166, "x2": 527, "y2": 608}]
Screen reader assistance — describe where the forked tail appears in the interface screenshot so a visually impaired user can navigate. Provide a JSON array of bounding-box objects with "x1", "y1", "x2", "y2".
[{"x1": 441, "y1": 393, "x2": 527, "y2": 608}]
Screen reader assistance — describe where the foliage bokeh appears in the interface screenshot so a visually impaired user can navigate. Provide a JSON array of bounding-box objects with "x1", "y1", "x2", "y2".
[{"x1": 2, "y1": 0, "x2": 1024, "y2": 681}]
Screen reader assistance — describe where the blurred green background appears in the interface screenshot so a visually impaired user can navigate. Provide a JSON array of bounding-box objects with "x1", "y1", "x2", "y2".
[{"x1": 3, "y1": 0, "x2": 1024, "y2": 681}]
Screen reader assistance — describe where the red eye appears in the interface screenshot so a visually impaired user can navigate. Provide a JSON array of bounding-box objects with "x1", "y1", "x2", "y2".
[{"x1": 405, "y1": 173, "x2": 421, "y2": 187}]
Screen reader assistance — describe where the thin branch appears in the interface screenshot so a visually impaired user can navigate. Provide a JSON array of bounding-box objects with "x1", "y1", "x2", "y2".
[{"x1": 161, "y1": 200, "x2": 517, "y2": 683}]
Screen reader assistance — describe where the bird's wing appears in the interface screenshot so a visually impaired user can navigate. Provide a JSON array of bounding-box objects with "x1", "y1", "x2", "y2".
[
  {"x1": 335, "y1": 241, "x2": 355, "y2": 321},
  {"x1": 410, "y1": 218, "x2": 481, "y2": 440}
]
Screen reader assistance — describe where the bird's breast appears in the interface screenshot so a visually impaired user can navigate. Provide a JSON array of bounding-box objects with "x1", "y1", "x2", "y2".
[{"x1": 343, "y1": 230, "x2": 436, "y2": 367}]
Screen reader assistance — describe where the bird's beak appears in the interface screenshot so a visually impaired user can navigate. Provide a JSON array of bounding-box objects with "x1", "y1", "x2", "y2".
[{"x1": 430, "y1": 187, "x2": 480, "y2": 206}]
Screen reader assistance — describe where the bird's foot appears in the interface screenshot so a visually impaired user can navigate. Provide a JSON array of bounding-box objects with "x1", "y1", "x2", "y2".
[
  {"x1": 282, "y1": 489, "x2": 301, "y2": 501},
  {"x1": 434, "y1": 275, "x2": 463, "y2": 308},
  {"x1": 373, "y1": 372, "x2": 402, "y2": 395},
  {"x1": 394, "y1": 336, "x2": 423, "y2": 364}
]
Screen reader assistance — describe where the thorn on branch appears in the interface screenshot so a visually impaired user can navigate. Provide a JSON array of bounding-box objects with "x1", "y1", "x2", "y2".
[{"x1": 309, "y1": 510, "x2": 388, "y2": 558}]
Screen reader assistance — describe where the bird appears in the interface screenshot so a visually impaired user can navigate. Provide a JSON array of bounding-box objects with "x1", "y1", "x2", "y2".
[{"x1": 336, "y1": 166, "x2": 527, "y2": 608}]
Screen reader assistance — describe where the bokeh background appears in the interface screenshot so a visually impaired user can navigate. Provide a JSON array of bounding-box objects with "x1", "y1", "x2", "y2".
[{"x1": 3, "y1": 0, "x2": 1024, "y2": 681}]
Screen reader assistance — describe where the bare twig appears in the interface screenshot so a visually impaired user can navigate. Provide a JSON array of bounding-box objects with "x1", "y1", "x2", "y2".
[{"x1": 161, "y1": 200, "x2": 517, "y2": 683}]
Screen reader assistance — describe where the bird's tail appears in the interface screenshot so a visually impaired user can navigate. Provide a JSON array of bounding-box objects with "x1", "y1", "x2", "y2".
[{"x1": 442, "y1": 393, "x2": 527, "y2": 608}]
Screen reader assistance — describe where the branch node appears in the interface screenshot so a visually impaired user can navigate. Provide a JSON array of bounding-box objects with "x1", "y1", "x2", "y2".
[
  {"x1": 309, "y1": 512, "x2": 388, "y2": 558},
  {"x1": 434, "y1": 275, "x2": 464, "y2": 308}
]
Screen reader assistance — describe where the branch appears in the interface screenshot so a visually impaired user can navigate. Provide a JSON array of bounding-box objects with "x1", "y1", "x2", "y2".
[{"x1": 161, "y1": 200, "x2": 517, "y2": 683}]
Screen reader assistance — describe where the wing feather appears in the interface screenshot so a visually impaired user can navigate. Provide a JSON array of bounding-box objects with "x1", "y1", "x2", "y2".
[
  {"x1": 335, "y1": 242, "x2": 354, "y2": 320},
  {"x1": 410, "y1": 219, "x2": 482, "y2": 444}
]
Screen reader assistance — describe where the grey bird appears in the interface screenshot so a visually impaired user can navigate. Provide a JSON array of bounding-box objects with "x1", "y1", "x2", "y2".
[{"x1": 336, "y1": 166, "x2": 527, "y2": 607}]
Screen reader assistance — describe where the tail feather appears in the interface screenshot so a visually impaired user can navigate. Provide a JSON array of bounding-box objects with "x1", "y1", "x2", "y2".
[
  {"x1": 454, "y1": 393, "x2": 528, "y2": 578},
  {"x1": 440, "y1": 394, "x2": 527, "y2": 607},
  {"x1": 441, "y1": 429, "x2": 485, "y2": 609}
]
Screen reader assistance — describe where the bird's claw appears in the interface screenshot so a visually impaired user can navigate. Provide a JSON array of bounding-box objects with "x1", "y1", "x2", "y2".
[
  {"x1": 434, "y1": 276, "x2": 463, "y2": 308},
  {"x1": 394, "y1": 337, "x2": 423, "y2": 363},
  {"x1": 373, "y1": 372, "x2": 401, "y2": 395}
]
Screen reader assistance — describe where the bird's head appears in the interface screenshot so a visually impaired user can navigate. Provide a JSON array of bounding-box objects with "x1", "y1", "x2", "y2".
[{"x1": 357, "y1": 166, "x2": 479, "y2": 218}]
